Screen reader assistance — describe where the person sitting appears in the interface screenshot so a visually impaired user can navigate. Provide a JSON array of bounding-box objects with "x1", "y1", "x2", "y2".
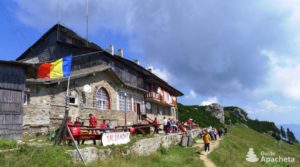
[
  {"x1": 74, "y1": 117, "x2": 82, "y2": 127},
  {"x1": 66, "y1": 117, "x2": 73, "y2": 127},
  {"x1": 100, "y1": 120, "x2": 107, "y2": 130},
  {"x1": 106, "y1": 120, "x2": 114, "y2": 132}
]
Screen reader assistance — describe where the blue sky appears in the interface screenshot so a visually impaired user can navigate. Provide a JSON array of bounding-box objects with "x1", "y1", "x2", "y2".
[{"x1": 1, "y1": 0, "x2": 300, "y2": 128}]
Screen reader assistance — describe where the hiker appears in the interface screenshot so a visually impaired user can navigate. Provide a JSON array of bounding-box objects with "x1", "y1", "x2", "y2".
[
  {"x1": 179, "y1": 122, "x2": 186, "y2": 132},
  {"x1": 83, "y1": 114, "x2": 97, "y2": 145},
  {"x1": 163, "y1": 117, "x2": 168, "y2": 134},
  {"x1": 209, "y1": 128, "x2": 216, "y2": 140},
  {"x1": 100, "y1": 120, "x2": 107, "y2": 130},
  {"x1": 171, "y1": 118, "x2": 178, "y2": 133},
  {"x1": 167, "y1": 118, "x2": 172, "y2": 133},
  {"x1": 107, "y1": 120, "x2": 114, "y2": 129},
  {"x1": 153, "y1": 117, "x2": 159, "y2": 134},
  {"x1": 74, "y1": 117, "x2": 82, "y2": 127},
  {"x1": 89, "y1": 114, "x2": 98, "y2": 134},
  {"x1": 217, "y1": 128, "x2": 223, "y2": 138},
  {"x1": 66, "y1": 117, "x2": 73, "y2": 127},
  {"x1": 187, "y1": 118, "x2": 193, "y2": 130},
  {"x1": 203, "y1": 129, "x2": 211, "y2": 155}
]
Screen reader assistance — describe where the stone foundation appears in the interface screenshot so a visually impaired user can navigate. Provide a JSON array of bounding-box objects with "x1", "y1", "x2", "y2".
[{"x1": 66, "y1": 129, "x2": 201, "y2": 163}]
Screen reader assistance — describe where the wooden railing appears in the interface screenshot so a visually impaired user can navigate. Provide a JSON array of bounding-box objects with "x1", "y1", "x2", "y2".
[{"x1": 145, "y1": 92, "x2": 161, "y2": 101}]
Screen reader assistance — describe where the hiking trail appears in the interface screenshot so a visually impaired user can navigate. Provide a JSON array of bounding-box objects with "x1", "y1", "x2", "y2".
[{"x1": 194, "y1": 139, "x2": 221, "y2": 167}]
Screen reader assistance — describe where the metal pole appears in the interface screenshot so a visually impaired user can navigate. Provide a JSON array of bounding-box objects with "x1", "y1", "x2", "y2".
[
  {"x1": 85, "y1": 0, "x2": 89, "y2": 47},
  {"x1": 125, "y1": 93, "x2": 127, "y2": 126}
]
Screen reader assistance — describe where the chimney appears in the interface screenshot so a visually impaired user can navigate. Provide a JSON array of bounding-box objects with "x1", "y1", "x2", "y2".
[
  {"x1": 118, "y1": 48, "x2": 123, "y2": 57},
  {"x1": 134, "y1": 60, "x2": 140, "y2": 65},
  {"x1": 108, "y1": 44, "x2": 114, "y2": 55},
  {"x1": 147, "y1": 67, "x2": 153, "y2": 72}
]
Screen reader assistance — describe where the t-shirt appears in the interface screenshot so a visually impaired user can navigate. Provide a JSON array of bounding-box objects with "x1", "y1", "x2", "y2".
[
  {"x1": 89, "y1": 116, "x2": 98, "y2": 127},
  {"x1": 100, "y1": 123, "x2": 107, "y2": 129},
  {"x1": 163, "y1": 119, "x2": 168, "y2": 126}
]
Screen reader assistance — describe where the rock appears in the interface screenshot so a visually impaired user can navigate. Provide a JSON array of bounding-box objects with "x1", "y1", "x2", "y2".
[
  {"x1": 203, "y1": 103, "x2": 225, "y2": 123},
  {"x1": 16, "y1": 140, "x2": 24, "y2": 145},
  {"x1": 66, "y1": 147, "x2": 112, "y2": 163},
  {"x1": 226, "y1": 107, "x2": 248, "y2": 122}
]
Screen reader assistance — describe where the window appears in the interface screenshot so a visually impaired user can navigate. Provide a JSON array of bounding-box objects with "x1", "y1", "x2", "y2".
[
  {"x1": 119, "y1": 92, "x2": 132, "y2": 111},
  {"x1": 95, "y1": 88, "x2": 110, "y2": 110},
  {"x1": 69, "y1": 96, "x2": 77, "y2": 104}
]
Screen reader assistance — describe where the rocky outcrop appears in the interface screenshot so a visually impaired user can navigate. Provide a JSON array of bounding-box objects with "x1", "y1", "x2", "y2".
[
  {"x1": 203, "y1": 103, "x2": 225, "y2": 123},
  {"x1": 225, "y1": 107, "x2": 248, "y2": 122}
]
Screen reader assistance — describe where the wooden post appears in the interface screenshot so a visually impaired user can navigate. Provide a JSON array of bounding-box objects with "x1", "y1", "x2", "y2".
[
  {"x1": 66, "y1": 126, "x2": 86, "y2": 166},
  {"x1": 54, "y1": 76, "x2": 71, "y2": 145}
]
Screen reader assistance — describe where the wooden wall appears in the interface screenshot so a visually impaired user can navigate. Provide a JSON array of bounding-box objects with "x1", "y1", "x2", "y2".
[{"x1": 0, "y1": 64, "x2": 25, "y2": 139}]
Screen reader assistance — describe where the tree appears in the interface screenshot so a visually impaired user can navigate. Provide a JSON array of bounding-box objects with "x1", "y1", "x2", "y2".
[
  {"x1": 287, "y1": 128, "x2": 298, "y2": 144},
  {"x1": 280, "y1": 126, "x2": 286, "y2": 139}
]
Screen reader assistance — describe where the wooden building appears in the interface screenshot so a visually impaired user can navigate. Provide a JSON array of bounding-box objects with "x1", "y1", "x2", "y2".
[
  {"x1": 0, "y1": 61, "x2": 29, "y2": 139},
  {"x1": 16, "y1": 24, "x2": 183, "y2": 135}
]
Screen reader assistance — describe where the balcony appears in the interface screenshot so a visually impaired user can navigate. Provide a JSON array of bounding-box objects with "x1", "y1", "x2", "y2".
[
  {"x1": 145, "y1": 92, "x2": 161, "y2": 102},
  {"x1": 145, "y1": 92, "x2": 177, "y2": 106}
]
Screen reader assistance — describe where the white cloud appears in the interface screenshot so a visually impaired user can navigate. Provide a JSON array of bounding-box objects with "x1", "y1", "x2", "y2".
[
  {"x1": 186, "y1": 90, "x2": 197, "y2": 99},
  {"x1": 200, "y1": 97, "x2": 218, "y2": 106},
  {"x1": 150, "y1": 66, "x2": 171, "y2": 82},
  {"x1": 248, "y1": 99, "x2": 294, "y2": 114},
  {"x1": 274, "y1": 64, "x2": 300, "y2": 100},
  {"x1": 261, "y1": 50, "x2": 300, "y2": 100}
]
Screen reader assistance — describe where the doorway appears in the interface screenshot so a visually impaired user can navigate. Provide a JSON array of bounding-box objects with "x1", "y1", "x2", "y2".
[{"x1": 136, "y1": 103, "x2": 141, "y2": 120}]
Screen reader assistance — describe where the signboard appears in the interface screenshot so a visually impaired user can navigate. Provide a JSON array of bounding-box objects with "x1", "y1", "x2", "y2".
[{"x1": 102, "y1": 132, "x2": 130, "y2": 146}]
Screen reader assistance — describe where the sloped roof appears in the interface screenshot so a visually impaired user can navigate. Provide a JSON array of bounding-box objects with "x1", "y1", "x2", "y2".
[{"x1": 17, "y1": 24, "x2": 183, "y2": 96}]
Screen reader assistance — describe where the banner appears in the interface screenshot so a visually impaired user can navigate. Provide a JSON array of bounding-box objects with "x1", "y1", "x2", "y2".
[{"x1": 102, "y1": 132, "x2": 130, "y2": 146}]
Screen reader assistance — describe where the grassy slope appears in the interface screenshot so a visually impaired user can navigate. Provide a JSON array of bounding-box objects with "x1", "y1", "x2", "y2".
[
  {"x1": 0, "y1": 144, "x2": 204, "y2": 167},
  {"x1": 210, "y1": 125, "x2": 300, "y2": 167}
]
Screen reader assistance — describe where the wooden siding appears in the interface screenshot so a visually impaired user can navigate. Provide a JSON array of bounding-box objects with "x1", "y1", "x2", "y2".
[{"x1": 0, "y1": 64, "x2": 25, "y2": 139}]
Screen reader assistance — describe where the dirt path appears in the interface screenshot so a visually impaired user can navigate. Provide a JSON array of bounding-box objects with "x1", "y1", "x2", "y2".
[{"x1": 194, "y1": 139, "x2": 221, "y2": 167}]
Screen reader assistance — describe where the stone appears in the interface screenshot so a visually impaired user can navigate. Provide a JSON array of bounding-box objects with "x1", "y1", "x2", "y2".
[{"x1": 204, "y1": 103, "x2": 225, "y2": 123}]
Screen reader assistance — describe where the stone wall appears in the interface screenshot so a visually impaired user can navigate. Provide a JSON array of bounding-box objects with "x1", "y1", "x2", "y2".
[
  {"x1": 24, "y1": 71, "x2": 145, "y2": 135},
  {"x1": 66, "y1": 129, "x2": 201, "y2": 163}
]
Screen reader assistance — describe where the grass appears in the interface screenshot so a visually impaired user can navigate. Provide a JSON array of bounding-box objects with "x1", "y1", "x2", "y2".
[
  {"x1": 210, "y1": 124, "x2": 300, "y2": 167},
  {"x1": 0, "y1": 139, "x2": 17, "y2": 149},
  {"x1": 0, "y1": 142, "x2": 204, "y2": 167},
  {"x1": 88, "y1": 145, "x2": 204, "y2": 167}
]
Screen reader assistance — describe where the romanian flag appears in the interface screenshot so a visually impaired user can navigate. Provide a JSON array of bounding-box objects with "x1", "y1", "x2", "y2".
[{"x1": 37, "y1": 55, "x2": 72, "y2": 79}]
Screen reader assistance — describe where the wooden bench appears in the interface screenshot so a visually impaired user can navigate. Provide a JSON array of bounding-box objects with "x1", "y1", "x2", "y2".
[{"x1": 66, "y1": 126, "x2": 125, "y2": 145}]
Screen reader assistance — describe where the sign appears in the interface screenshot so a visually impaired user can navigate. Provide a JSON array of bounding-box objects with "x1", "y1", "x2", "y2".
[{"x1": 102, "y1": 132, "x2": 130, "y2": 146}]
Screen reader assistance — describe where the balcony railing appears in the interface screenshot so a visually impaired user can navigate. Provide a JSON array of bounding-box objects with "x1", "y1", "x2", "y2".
[{"x1": 145, "y1": 92, "x2": 161, "y2": 101}]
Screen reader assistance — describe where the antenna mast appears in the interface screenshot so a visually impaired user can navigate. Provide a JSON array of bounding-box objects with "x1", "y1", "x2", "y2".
[{"x1": 86, "y1": 0, "x2": 89, "y2": 47}]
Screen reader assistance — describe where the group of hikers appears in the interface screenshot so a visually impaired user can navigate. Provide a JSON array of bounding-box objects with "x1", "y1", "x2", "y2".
[
  {"x1": 152, "y1": 117, "x2": 196, "y2": 134},
  {"x1": 200, "y1": 126, "x2": 227, "y2": 155},
  {"x1": 66, "y1": 114, "x2": 114, "y2": 131},
  {"x1": 66, "y1": 114, "x2": 227, "y2": 155}
]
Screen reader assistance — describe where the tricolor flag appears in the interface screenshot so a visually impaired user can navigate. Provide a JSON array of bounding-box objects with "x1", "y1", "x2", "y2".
[{"x1": 37, "y1": 55, "x2": 72, "y2": 79}]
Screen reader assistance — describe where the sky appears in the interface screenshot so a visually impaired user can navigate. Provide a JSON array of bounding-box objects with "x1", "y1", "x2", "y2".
[{"x1": 0, "y1": 0, "x2": 300, "y2": 127}]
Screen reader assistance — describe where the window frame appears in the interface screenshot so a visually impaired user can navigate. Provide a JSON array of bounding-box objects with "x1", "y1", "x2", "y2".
[{"x1": 95, "y1": 87, "x2": 110, "y2": 110}]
